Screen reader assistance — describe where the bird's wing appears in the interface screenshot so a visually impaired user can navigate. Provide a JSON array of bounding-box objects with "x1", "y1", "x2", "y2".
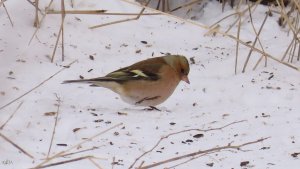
[{"x1": 105, "y1": 57, "x2": 167, "y2": 82}]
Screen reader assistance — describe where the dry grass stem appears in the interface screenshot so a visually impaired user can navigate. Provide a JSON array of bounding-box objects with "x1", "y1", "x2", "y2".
[
  {"x1": 138, "y1": 161, "x2": 145, "y2": 168},
  {"x1": 51, "y1": 0, "x2": 66, "y2": 62},
  {"x1": 34, "y1": 0, "x2": 39, "y2": 27},
  {"x1": 88, "y1": 157, "x2": 104, "y2": 169},
  {"x1": 293, "y1": 0, "x2": 300, "y2": 13},
  {"x1": 0, "y1": 101, "x2": 23, "y2": 130},
  {"x1": 124, "y1": 0, "x2": 299, "y2": 71},
  {"x1": 140, "y1": 137, "x2": 270, "y2": 169},
  {"x1": 26, "y1": 0, "x2": 43, "y2": 13},
  {"x1": 90, "y1": 0, "x2": 151, "y2": 29},
  {"x1": 0, "y1": 60, "x2": 77, "y2": 110},
  {"x1": 0, "y1": 0, "x2": 7, "y2": 7},
  {"x1": 46, "y1": 94, "x2": 61, "y2": 158},
  {"x1": 170, "y1": 0, "x2": 202, "y2": 12},
  {"x1": 47, "y1": 10, "x2": 160, "y2": 16},
  {"x1": 210, "y1": 0, "x2": 262, "y2": 33},
  {"x1": 61, "y1": 146, "x2": 104, "y2": 157},
  {"x1": 226, "y1": 32, "x2": 300, "y2": 71},
  {"x1": 32, "y1": 123, "x2": 123, "y2": 169},
  {"x1": 120, "y1": 0, "x2": 208, "y2": 29},
  {"x1": 164, "y1": 151, "x2": 217, "y2": 169},
  {"x1": 129, "y1": 120, "x2": 247, "y2": 169},
  {"x1": 247, "y1": 7, "x2": 268, "y2": 70},
  {"x1": 37, "y1": 156, "x2": 94, "y2": 169},
  {"x1": 276, "y1": 0, "x2": 298, "y2": 38},
  {"x1": 235, "y1": 16, "x2": 241, "y2": 74},
  {"x1": 298, "y1": 42, "x2": 300, "y2": 61},
  {"x1": 224, "y1": 1, "x2": 262, "y2": 34},
  {"x1": 242, "y1": 11, "x2": 268, "y2": 73},
  {"x1": 281, "y1": 38, "x2": 296, "y2": 61},
  {"x1": 204, "y1": 24, "x2": 220, "y2": 36},
  {"x1": 29, "y1": 0, "x2": 54, "y2": 45},
  {"x1": 61, "y1": 0, "x2": 65, "y2": 61},
  {"x1": 2, "y1": 1, "x2": 14, "y2": 27},
  {"x1": 0, "y1": 132, "x2": 34, "y2": 159}
]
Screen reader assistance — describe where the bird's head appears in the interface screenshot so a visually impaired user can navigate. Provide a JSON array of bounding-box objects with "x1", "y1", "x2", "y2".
[{"x1": 164, "y1": 55, "x2": 190, "y2": 84}]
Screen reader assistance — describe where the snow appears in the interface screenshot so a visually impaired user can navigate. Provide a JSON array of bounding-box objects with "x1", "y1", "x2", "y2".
[{"x1": 1, "y1": 0, "x2": 300, "y2": 169}]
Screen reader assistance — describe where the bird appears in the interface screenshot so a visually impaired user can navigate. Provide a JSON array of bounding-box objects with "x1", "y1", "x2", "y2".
[{"x1": 63, "y1": 55, "x2": 190, "y2": 109}]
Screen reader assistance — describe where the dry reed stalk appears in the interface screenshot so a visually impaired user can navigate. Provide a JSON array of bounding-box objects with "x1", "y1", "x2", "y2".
[
  {"x1": 225, "y1": 0, "x2": 262, "y2": 34},
  {"x1": 169, "y1": 0, "x2": 202, "y2": 12},
  {"x1": 61, "y1": 0, "x2": 65, "y2": 61},
  {"x1": 235, "y1": 0, "x2": 244, "y2": 11},
  {"x1": 47, "y1": 9, "x2": 106, "y2": 14},
  {"x1": 242, "y1": 11, "x2": 268, "y2": 73},
  {"x1": 0, "y1": 0, "x2": 7, "y2": 7},
  {"x1": 0, "y1": 132, "x2": 34, "y2": 159},
  {"x1": 2, "y1": 1, "x2": 13, "y2": 27},
  {"x1": 61, "y1": 146, "x2": 104, "y2": 157},
  {"x1": 235, "y1": 16, "x2": 242, "y2": 74},
  {"x1": 26, "y1": 0, "x2": 42, "y2": 13},
  {"x1": 292, "y1": 0, "x2": 300, "y2": 13},
  {"x1": 36, "y1": 156, "x2": 100, "y2": 169},
  {"x1": 166, "y1": 0, "x2": 170, "y2": 12},
  {"x1": 120, "y1": 0, "x2": 299, "y2": 71},
  {"x1": 32, "y1": 123, "x2": 123, "y2": 169},
  {"x1": 162, "y1": 0, "x2": 165, "y2": 12},
  {"x1": 209, "y1": 0, "x2": 261, "y2": 31},
  {"x1": 204, "y1": 24, "x2": 220, "y2": 36},
  {"x1": 120, "y1": 0, "x2": 208, "y2": 29},
  {"x1": 47, "y1": 10, "x2": 160, "y2": 16},
  {"x1": 46, "y1": 94, "x2": 61, "y2": 158},
  {"x1": 51, "y1": 0, "x2": 66, "y2": 62},
  {"x1": 156, "y1": 0, "x2": 161, "y2": 10},
  {"x1": 227, "y1": 32, "x2": 300, "y2": 71},
  {"x1": 289, "y1": 38, "x2": 297, "y2": 63},
  {"x1": 28, "y1": 0, "x2": 54, "y2": 45},
  {"x1": 88, "y1": 157, "x2": 104, "y2": 169},
  {"x1": 34, "y1": 0, "x2": 39, "y2": 27},
  {"x1": 276, "y1": 0, "x2": 298, "y2": 38},
  {"x1": 247, "y1": 6, "x2": 268, "y2": 70},
  {"x1": 138, "y1": 161, "x2": 145, "y2": 168},
  {"x1": 139, "y1": 137, "x2": 270, "y2": 169},
  {"x1": 89, "y1": 0, "x2": 151, "y2": 29},
  {"x1": 0, "y1": 60, "x2": 77, "y2": 110},
  {"x1": 281, "y1": 38, "x2": 296, "y2": 61},
  {"x1": 0, "y1": 101, "x2": 23, "y2": 130},
  {"x1": 166, "y1": 151, "x2": 217, "y2": 169},
  {"x1": 129, "y1": 120, "x2": 246, "y2": 169}
]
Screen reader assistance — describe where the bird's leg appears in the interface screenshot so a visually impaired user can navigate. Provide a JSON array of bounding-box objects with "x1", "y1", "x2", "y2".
[
  {"x1": 144, "y1": 106, "x2": 161, "y2": 111},
  {"x1": 135, "y1": 96, "x2": 161, "y2": 105}
]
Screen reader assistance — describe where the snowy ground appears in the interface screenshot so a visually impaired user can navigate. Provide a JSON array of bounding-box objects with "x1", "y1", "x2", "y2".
[{"x1": 1, "y1": 0, "x2": 300, "y2": 169}]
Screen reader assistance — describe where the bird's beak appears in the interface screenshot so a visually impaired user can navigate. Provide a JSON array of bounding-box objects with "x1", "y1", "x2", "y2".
[{"x1": 181, "y1": 75, "x2": 190, "y2": 84}]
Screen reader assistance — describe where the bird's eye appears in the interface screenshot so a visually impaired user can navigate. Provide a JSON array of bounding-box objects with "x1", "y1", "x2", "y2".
[{"x1": 181, "y1": 68, "x2": 185, "y2": 74}]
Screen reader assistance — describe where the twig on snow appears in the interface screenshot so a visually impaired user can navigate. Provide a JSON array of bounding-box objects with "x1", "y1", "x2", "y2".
[
  {"x1": 139, "y1": 137, "x2": 270, "y2": 169},
  {"x1": 0, "y1": 101, "x2": 23, "y2": 130},
  {"x1": 0, "y1": 60, "x2": 77, "y2": 110},
  {"x1": 0, "y1": 132, "x2": 34, "y2": 159},
  {"x1": 46, "y1": 94, "x2": 62, "y2": 158},
  {"x1": 129, "y1": 120, "x2": 247, "y2": 169}
]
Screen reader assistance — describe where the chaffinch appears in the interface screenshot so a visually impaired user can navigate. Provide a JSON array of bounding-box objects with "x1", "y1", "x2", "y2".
[{"x1": 63, "y1": 55, "x2": 190, "y2": 107}]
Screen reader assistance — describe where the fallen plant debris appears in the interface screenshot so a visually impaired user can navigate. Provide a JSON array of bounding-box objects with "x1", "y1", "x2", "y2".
[{"x1": 240, "y1": 161, "x2": 250, "y2": 166}]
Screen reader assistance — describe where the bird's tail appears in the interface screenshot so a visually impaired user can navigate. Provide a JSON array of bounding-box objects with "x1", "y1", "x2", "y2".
[
  {"x1": 63, "y1": 77, "x2": 123, "y2": 93},
  {"x1": 62, "y1": 79, "x2": 94, "y2": 84},
  {"x1": 63, "y1": 77, "x2": 118, "y2": 84}
]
